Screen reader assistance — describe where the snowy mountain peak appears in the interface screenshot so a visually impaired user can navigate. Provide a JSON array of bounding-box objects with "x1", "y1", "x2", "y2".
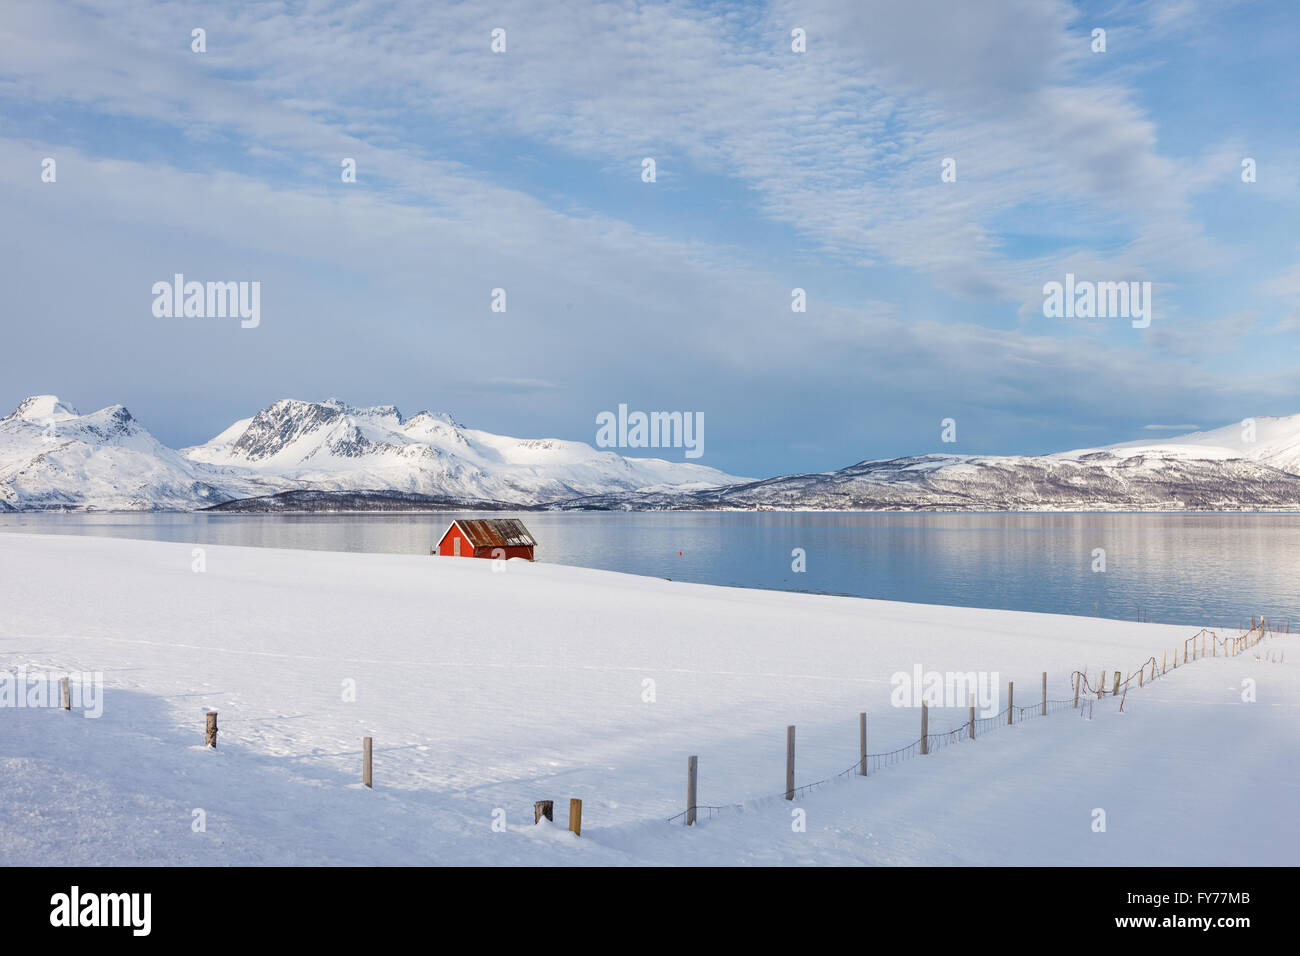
[
  {"x1": 1063, "y1": 414, "x2": 1300, "y2": 476},
  {"x1": 8, "y1": 395, "x2": 81, "y2": 423},
  {"x1": 177, "y1": 396, "x2": 745, "y2": 503},
  {"x1": 227, "y1": 399, "x2": 353, "y2": 463},
  {"x1": 406, "y1": 410, "x2": 459, "y2": 428},
  {"x1": 0, "y1": 397, "x2": 254, "y2": 512},
  {"x1": 318, "y1": 397, "x2": 404, "y2": 424}
]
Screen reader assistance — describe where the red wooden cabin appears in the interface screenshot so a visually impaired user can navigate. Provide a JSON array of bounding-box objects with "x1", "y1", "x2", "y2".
[{"x1": 435, "y1": 518, "x2": 536, "y2": 561}]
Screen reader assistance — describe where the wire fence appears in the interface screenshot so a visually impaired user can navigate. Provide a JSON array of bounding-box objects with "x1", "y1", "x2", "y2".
[{"x1": 668, "y1": 618, "x2": 1290, "y2": 825}]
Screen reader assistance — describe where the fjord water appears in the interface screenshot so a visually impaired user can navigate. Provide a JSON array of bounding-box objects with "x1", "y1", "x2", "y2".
[{"x1": 2, "y1": 512, "x2": 1296, "y2": 629}]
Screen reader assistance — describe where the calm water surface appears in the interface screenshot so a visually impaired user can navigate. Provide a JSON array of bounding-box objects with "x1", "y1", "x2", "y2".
[{"x1": 1, "y1": 512, "x2": 1296, "y2": 629}]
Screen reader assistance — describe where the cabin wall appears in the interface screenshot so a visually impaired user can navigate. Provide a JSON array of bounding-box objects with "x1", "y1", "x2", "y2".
[
  {"x1": 472, "y1": 545, "x2": 534, "y2": 561},
  {"x1": 438, "y1": 525, "x2": 475, "y2": 557}
]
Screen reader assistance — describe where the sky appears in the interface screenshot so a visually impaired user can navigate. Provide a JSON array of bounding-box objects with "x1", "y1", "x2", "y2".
[{"x1": 1, "y1": 0, "x2": 1298, "y2": 478}]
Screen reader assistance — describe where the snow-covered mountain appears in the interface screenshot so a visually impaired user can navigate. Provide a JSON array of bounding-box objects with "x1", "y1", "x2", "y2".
[
  {"x1": 181, "y1": 398, "x2": 741, "y2": 503},
  {"x1": 1058, "y1": 416, "x2": 1300, "y2": 474},
  {"x1": 8, "y1": 395, "x2": 1300, "y2": 513},
  {"x1": 558, "y1": 416, "x2": 1300, "y2": 512},
  {"x1": 0, "y1": 395, "x2": 742, "y2": 511},
  {"x1": 0, "y1": 396, "x2": 269, "y2": 511}
]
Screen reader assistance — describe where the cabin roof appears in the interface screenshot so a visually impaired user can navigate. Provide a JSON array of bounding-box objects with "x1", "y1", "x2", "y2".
[{"x1": 442, "y1": 518, "x2": 536, "y2": 549}]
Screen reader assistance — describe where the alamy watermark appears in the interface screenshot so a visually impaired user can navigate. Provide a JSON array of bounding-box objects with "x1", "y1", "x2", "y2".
[
  {"x1": 152, "y1": 274, "x2": 260, "y2": 328},
  {"x1": 1, "y1": 668, "x2": 103, "y2": 718},
  {"x1": 1042, "y1": 273, "x2": 1151, "y2": 328},
  {"x1": 890, "y1": 665, "x2": 1001, "y2": 717},
  {"x1": 50, "y1": 886, "x2": 150, "y2": 936},
  {"x1": 595, "y1": 404, "x2": 704, "y2": 459}
]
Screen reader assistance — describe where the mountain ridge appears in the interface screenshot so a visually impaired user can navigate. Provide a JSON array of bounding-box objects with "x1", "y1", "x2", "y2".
[
  {"x1": 6, "y1": 395, "x2": 1300, "y2": 512},
  {"x1": 561, "y1": 416, "x2": 1300, "y2": 512},
  {"x1": 0, "y1": 395, "x2": 743, "y2": 512}
]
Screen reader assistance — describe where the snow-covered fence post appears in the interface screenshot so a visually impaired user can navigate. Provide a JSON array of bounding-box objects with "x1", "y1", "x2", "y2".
[
  {"x1": 686, "y1": 756, "x2": 698, "y2": 825},
  {"x1": 1139, "y1": 664, "x2": 1144, "y2": 688},
  {"x1": 785, "y1": 726, "x2": 796, "y2": 799},
  {"x1": 362, "y1": 736, "x2": 372, "y2": 788},
  {"x1": 534, "y1": 800, "x2": 553, "y2": 823},
  {"x1": 1007, "y1": 682, "x2": 1014, "y2": 725},
  {"x1": 920, "y1": 703, "x2": 929, "y2": 754},
  {"x1": 1097, "y1": 667, "x2": 1104, "y2": 696},
  {"x1": 1162, "y1": 651, "x2": 1166, "y2": 674},
  {"x1": 205, "y1": 712, "x2": 218, "y2": 748},
  {"x1": 858, "y1": 713, "x2": 867, "y2": 776},
  {"x1": 568, "y1": 799, "x2": 582, "y2": 837},
  {"x1": 1041, "y1": 672, "x2": 1047, "y2": 717},
  {"x1": 60, "y1": 677, "x2": 70, "y2": 711},
  {"x1": 968, "y1": 694, "x2": 975, "y2": 739}
]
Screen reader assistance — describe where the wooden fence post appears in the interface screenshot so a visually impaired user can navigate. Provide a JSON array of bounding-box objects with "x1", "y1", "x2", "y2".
[
  {"x1": 920, "y1": 702, "x2": 929, "y2": 753},
  {"x1": 569, "y1": 798, "x2": 582, "y2": 837},
  {"x1": 1073, "y1": 672, "x2": 1080, "y2": 708},
  {"x1": 60, "y1": 677, "x2": 70, "y2": 711},
  {"x1": 1162, "y1": 651, "x2": 1166, "y2": 674},
  {"x1": 969, "y1": 694, "x2": 976, "y2": 739},
  {"x1": 1098, "y1": 667, "x2": 1104, "y2": 696},
  {"x1": 205, "y1": 711, "x2": 218, "y2": 748},
  {"x1": 859, "y1": 713, "x2": 867, "y2": 776},
  {"x1": 1112, "y1": 671, "x2": 1120, "y2": 696},
  {"x1": 785, "y1": 725, "x2": 796, "y2": 799},
  {"x1": 686, "y1": 756, "x2": 698, "y2": 825},
  {"x1": 362, "y1": 736, "x2": 373, "y2": 788},
  {"x1": 1041, "y1": 671, "x2": 1047, "y2": 716},
  {"x1": 1007, "y1": 681, "x2": 1014, "y2": 725},
  {"x1": 535, "y1": 800, "x2": 553, "y2": 823},
  {"x1": 1139, "y1": 665, "x2": 1144, "y2": 687}
]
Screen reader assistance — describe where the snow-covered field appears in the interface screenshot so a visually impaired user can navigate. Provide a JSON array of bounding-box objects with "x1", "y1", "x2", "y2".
[{"x1": 1, "y1": 532, "x2": 1295, "y2": 866}]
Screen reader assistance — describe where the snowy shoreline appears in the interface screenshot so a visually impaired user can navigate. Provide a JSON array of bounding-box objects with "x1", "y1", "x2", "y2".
[{"x1": 2, "y1": 533, "x2": 1296, "y2": 866}]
